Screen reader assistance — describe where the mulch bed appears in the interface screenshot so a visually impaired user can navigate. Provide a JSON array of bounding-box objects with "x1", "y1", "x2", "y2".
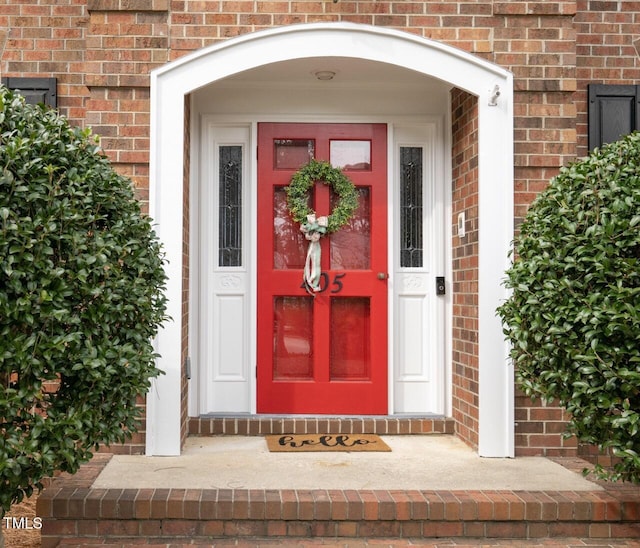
[{"x1": 3, "y1": 494, "x2": 41, "y2": 547}]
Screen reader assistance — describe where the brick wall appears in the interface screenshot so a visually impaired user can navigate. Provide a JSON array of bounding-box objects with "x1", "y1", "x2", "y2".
[
  {"x1": 2, "y1": 0, "x2": 639, "y2": 456},
  {"x1": 166, "y1": 0, "x2": 495, "y2": 56},
  {"x1": 506, "y1": 0, "x2": 640, "y2": 457},
  {"x1": 574, "y1": 0, "x2": 640, "y2": 155},
  {"x1": 450, "y1": 88, "x2": 479, "y2": 450},
  {"x1": 492, "y1": 1, "x2": 578, "y2": 230},
  {"x1": 0, "y1": 0, "x2": 88, "y2": 124},
  {"x1": 490, "y1": 1, "x2": 579, "y2": 457},
  {"x1": 85, "y1": 0, "x2": 169, "y2": 210},
  {"x1": 514, "y1": 390, "x2": 578, "y2": 457}
]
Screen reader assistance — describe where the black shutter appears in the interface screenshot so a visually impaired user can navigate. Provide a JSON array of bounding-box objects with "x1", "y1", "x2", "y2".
[
  {"x1": 588, "y1": 84, "x2": 640, "y2": 151},
  {"x1": 1, "y1": 77, "x2": 57, "y2": 108}
]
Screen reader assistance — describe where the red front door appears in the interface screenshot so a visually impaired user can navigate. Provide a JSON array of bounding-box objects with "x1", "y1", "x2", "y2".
[{"x1": 257, "y1": 123, "x2": 388, "y2": 414}]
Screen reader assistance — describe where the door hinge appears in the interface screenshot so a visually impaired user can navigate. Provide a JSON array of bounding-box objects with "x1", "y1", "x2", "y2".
[{"x1": 435, "y1": 276, "x2": 446, "y2": 296}]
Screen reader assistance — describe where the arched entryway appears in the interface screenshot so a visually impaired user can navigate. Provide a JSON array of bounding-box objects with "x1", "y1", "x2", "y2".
[{"x1": 147, "y1": 23, "x2": 514, "y2": 458}]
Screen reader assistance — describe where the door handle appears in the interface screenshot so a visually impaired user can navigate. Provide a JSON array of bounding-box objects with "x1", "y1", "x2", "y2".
[{"x1": 377, "y1": 272, "x2": 388, "y2": 280}]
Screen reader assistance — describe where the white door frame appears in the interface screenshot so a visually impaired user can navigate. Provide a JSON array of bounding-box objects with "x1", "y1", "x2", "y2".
[
  {"x1": 192, "y1": 117, "x2": 448, "y2": 419},
  {"x1": 148, "y1": 22, "x2": 514, "y2": 457}
]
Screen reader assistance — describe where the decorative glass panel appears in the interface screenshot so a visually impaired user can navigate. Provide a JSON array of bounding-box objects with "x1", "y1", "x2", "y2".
[
  {"x1": 330, "y1": 187, "x2": 370, "y2": 270},
  {"x1": 275, "y1": 139, "x2": 315, "y2": 169},
  {"x1": 219, "y1": 145, "x2": 242, "y2": 267},
  {"x1": 273, "y1": 297, "x2": 313, "y2": 380},
  {"x1": 400, "y1": 147, "x2": 423, "y2": 268},
  {"x1": 330, "y1": 298, "x2": 371, "y2": 380},
  {"x1": 274, "y1": 187, "x2": 307, "y2": 269},
  {"x1": 330, "y1": 140, "x2": 371, "y2": 170}
]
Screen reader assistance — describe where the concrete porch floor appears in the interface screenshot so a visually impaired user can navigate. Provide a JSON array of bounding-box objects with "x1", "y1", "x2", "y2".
[{"x1": 93, "y1": 435, "x2": 601, "y2": 492}]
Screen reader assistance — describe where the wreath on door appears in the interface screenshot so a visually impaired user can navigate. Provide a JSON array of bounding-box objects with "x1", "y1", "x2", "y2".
[
  {"x1": 286, "y1": 159, "x2": 358, "y2": 232},
  {"x1": 285, "y1": 159, "x2": 359, "y2": 293}
]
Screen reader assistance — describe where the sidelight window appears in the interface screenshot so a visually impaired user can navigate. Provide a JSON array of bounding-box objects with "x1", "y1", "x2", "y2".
[
  {"x1": 218, "y1": 145, "x2": 243, "y2": 267},
  {"x1": 399, "y1": 146, "x2": 424, "y2": 268}
]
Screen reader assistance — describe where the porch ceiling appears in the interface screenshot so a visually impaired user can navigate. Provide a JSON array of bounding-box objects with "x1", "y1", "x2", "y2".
[
  {"x1": 193, "y1": 56, "x2": 451, "y2": 116},
  {"x1": 216, "y1": 56, "x2": 447, "y2": 89}
]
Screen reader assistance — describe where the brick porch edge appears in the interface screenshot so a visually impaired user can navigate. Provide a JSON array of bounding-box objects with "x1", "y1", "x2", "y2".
[{"x1": 37, "y1": 452, "x2": 640, "y2": 546}]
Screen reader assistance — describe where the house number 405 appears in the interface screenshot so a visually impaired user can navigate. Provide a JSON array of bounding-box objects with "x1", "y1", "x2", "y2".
[{"x1": 301, "y1": 272, "x2": 346, "y2": 293}]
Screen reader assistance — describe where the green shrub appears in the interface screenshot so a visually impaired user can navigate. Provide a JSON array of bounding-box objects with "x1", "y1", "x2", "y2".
[
  {"x1": 0, "y1": 86, "x2": 168, "y2": 514},
  {"x1": 498, "y1": 132, "x2": 640, "y2": 482}
]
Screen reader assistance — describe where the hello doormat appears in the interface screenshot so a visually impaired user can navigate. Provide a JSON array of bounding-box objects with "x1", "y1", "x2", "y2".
[{"x1": 265, "y1": 434, "x2": 391, "y2": 452}]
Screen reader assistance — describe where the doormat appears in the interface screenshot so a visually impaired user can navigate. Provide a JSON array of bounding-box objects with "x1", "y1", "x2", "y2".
[{"x1": 265, "y1": 434, "x2": 391, "y2": 452}]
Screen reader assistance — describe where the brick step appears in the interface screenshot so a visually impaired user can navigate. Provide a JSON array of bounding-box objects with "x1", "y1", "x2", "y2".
[
  {"x1": 37, "y1": 454, "x2": 640, "y2": 547},
  {"x1": 188, "y1": 415, "x2": 455, "y2": 436}
]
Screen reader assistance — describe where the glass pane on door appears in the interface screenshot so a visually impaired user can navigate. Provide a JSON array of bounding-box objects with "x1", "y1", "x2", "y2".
[
  {"x1": 273, "y1": 297, "x2": 314, "y2": 380},
  {"x1": 275, "y1": 139, "x2": 315, "y2": 169},
  {"x1": 330, "y1": 140, "x2": 371, "y2": 170},
  {"x1": 330, "y1": 188, "x2": 370, "y2": 270},
  {"x1": 273, "y1": 187, "x2": 307, "y2": 269},
  {"x1": 330, "y1": 297, "x2": 371, "y2": 380}
]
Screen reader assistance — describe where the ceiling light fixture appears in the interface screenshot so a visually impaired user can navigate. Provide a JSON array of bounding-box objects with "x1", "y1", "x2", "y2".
[{"x1": 314, "y1": 70, "x2": 336, "y2": 81}]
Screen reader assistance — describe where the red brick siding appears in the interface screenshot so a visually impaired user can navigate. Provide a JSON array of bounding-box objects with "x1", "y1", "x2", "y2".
[
  {"x1": 490, "y1": 3, "x2": 579, "y2": 457},
  {"x1": 85, "y1": 86, "x2": 152, "y2": 208},
  {"x1": 85, "y1": 1, "x2": 168, "y2": 210},
  {"x1": 492, "y1": 3, "x2": 578, "y2": 230},
  {"x1": 0, "y1": 0, "x2": 89, "y2": 126},
  {"x1": 166, "y1": 1, "x2": 494, "y2": 56},
  {"x1": 508, "y1": 1, "x2": 640, "y2": 457},
  {"x1": 574, "y1": 0, "x2": 640, "y2": 156},
  {"x1": 514, "y1": 389, "x2": 578, "y2": 457},
  {"x1": 450, "y1": 88, "x2": 479, "y2": 450}
]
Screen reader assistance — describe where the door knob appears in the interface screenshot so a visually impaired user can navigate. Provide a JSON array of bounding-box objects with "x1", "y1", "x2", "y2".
[{"x1": 377, "y1": 272, "x2": 388, "y2": 280}]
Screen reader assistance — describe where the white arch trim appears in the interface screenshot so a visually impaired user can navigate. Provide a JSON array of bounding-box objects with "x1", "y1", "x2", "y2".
[{"x1": 147, "y1": 23, "x2": 514, "y2": 457}]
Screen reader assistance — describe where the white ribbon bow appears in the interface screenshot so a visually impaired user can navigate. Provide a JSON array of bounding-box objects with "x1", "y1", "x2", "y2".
[{"x1": 300, "y1": 214, "x2": 328, "y2": 293}]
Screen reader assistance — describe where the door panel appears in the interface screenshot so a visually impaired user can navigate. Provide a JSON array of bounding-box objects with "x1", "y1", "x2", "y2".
[{"x1": 257, "y1": 123, "x2": 388, "y2": 414}]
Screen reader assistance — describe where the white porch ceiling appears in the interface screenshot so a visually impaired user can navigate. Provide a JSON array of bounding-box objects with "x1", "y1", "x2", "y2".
[
  {"x1": 193, "y1": 57, "x2": 451, "y2": 116},
  {"x1": 217, "y1": 56, "x2": 446, "y2": 88}
]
